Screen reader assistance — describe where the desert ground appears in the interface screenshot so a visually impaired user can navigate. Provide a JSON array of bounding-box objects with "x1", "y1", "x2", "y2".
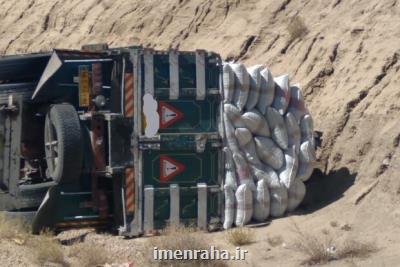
[{"x1": 1, "y1": 0, "x2": 400, "y2": 266}]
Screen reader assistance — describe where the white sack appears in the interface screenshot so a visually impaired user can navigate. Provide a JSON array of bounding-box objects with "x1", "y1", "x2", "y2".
[
  {"x1": 287, "y1": 85, "x2": 308, "y2": 124},
  {"x1": 279, "y1": 146, "x2": 299, "y2": 189},
  {"x1": 285, "y1": 112, "x2": 301, "y2": 154},
  {"x1": 250, "y1": 165, "x2": 281, "y2": 189},
  {"x1": 233, "y1": 151, "x2": 252, "y2": 183},
  {"x1": 223, "y1": 147, "x2": 238, "y2": 189},
  {"x1": 223, "y1": 184, "x2": 236, "y2": 229},
  {"x1": 270, "y1": 185, "x2": 288, "y2": 217},
  {"x1": 253, "y1": 179, "x2": 270, "y2": 222},
  {"x1": 223, "y1": 63, "x2": 235, "y2": 103},
  {"x1": 221, "y1": 64, "x2": 316, "y2": 223},
  {"x1": 246, "y1": 65, "x2": 264, "y2": 110},
  {"x1": 254, "y1": 136, "x2": 284, "y2": 170},
  {"x1": 266, "y1": 107, "x2": 288, "y2": 150},
  {"x1": 297, "y1": 161, "x2": 314, "y2": 182},
  {"x1": 299, "y1": 140, "x2": 316, "y2": 163},
  {"x1": 223, "y1": 113, "x2": 240, "y2": 153},
  {"x1": 287, "y1": 179, "x2": 306, "y2": 212},
  {"x1": 235, "y1": 127, "x2": 253, "y2": 146},
  {"x1": 235, "y1": 183, "x2": 253, "y2": 226},
  {"x1": 298, "y1": 115, "x2": 315, "y2": 181},
  {"x1": 231, "y1": 63, "x2": 250, "y2": 110},
  {"x1": 272, "y1": 74, "x2": 290, "y2": 115},
  {"x1": 225, "y1": 103, "x2": 245, "y2": 128},
  {"x1": 235, "y1": 128, "x2": 262, "y2": 167},
  {"x1": 257, "y1": 68, "x2": 275, "y2": 114},
  {"x1": 241, "y1": 110, "x2": 270, "y2": 137},
  {"x1": 300, "y1": 114, "x2": 315, "y2": 147}
]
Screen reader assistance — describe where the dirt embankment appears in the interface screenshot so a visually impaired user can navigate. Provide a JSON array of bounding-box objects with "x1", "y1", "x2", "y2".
[{"x1": 1, "y1": 0, "x2": 400, "y2": 266}]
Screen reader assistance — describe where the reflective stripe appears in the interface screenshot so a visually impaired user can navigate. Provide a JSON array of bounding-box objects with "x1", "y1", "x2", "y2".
[
  {"x1": 196, "y1": 50, "x2": 206, "y2": 100},
  {"x1": 144, "y1": 186, "x2": 154, "y2": 232},
  {"x1": 197, "y1": 183, "x2": 208, "y2": 230},
  {"x1": 169, "y1": 51, "x2": 179, "y2": 100},
  {"x1": 124, "y1": 73, "x2": 134, "y2": 118},
  {"x1": 144, "y1": 50, "x2": 154, "y2": 96},
  {"x1": 125, "y1": 168, "x2": 135, "y2": 214},
  {"x1": 170, "y1": 184, "x2": 180, "y2": 226}
]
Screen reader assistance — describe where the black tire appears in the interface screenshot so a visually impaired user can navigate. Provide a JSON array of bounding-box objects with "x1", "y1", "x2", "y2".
[{"x1": 44, "y1": 104, "x2": 83, "y2": 184}]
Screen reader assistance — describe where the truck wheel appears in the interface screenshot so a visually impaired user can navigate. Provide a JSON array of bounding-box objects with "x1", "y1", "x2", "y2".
[{"x1": 44, "y1": 104, "x2": 83, "y2": 184}]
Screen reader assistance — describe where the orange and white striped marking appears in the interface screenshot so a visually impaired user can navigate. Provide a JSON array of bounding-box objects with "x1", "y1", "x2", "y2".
[
  {"x1": 124, "y1": 73, "x2": 134, "y2": 118},
  {"x1": 125, "y1": 168, "x2": 135, "y2": 214}
]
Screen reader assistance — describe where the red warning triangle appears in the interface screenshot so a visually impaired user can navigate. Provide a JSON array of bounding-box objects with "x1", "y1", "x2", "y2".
[
  {"x1": 160, "y1": 155, "x2": 185, "y2": 183},
  {"x1": 159, "y1": 102, "x2": 184, "y2": 129}
]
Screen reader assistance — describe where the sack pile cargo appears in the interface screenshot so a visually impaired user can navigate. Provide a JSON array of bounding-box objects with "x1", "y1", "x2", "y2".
[{"x1": 222, "y1": 63, "x2": 316, "y2": 229}]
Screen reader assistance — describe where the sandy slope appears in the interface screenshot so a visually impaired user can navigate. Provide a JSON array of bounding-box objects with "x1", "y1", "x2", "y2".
[{"x1": 1, "y1": 0, "x2": 400, "y2": 266}]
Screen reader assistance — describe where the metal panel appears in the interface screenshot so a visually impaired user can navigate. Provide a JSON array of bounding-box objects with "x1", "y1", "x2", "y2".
[
  {"x1": 0, "y1": 112, "x2": 4, "y2": 187},
  {"x1": 197, "y1": 183, "x2": 207, "y2": 230},
  {"x1": 1, "y1": 107, "x2": 11, "y2": 191},
  {"x1": 136, "y1": 49, "x2": 223, "y2": 232},
  {"x1": 157, "y1": 99, "x2": 219, "y2": 133},
  {"x1": 152, "y1": 188, "x2": 169, "y2": 229},
  {"x1": 150, "y1": 186, "x2": 220, "y2": 228},
  {"x1": 0, "y1": 83, "x2": 36, "y2": 103},
  {"x1": 9, "y1": 96, "x2": 22, "y2": 196},
  {"x1": 144, "y1": 50, "x2": 154, "y2": 96},
  {"x1": 169, "y1": 51, "x2": 179, "y2": 100},
  {"x1": 90, "y1": 115, "x2": 106, "y2": 171},
  {"x1": 159, "y1": 134, "x2": 221, "y2": 151},
  {"x1": 217, "y1": 61, "x2": 225, "y2": 221},
  {"x1": 144, "y1": 186, "x2": 154, "y2": 232},
  {"x1": 196, "y1": 50, "x2": 206, "y2": 101},
  {"x1": 107, "y1": 115, "x2": 133, "y2": 172},
  {"x1": 170, "y1": 184, "x2": 180, "y2": 226},
  {"x1": 32, "y1": 184, "x2": 112, "y2": 233},
  {"x1": 129, "y1": 48, "x2": 143, "y2": 236},
  {"x1": 112, "y1": 175, "x2": 125, "y2": 229},
  {"x1": 143, "y1": 149, "x2": 219, "y2": 187},
  {"x1": 152, "y1": 52, "x2": 220, "y2": 99}
]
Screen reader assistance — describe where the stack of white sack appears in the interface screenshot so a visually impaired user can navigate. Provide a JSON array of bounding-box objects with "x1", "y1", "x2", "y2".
[{"x1": 222, "y1": 63, "x2": 316, "y2": 229}]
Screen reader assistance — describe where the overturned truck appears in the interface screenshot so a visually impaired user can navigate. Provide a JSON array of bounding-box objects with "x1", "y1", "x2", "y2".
[{"x1": 0, "y1": 44, "x2": 316, "y2": 235}]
